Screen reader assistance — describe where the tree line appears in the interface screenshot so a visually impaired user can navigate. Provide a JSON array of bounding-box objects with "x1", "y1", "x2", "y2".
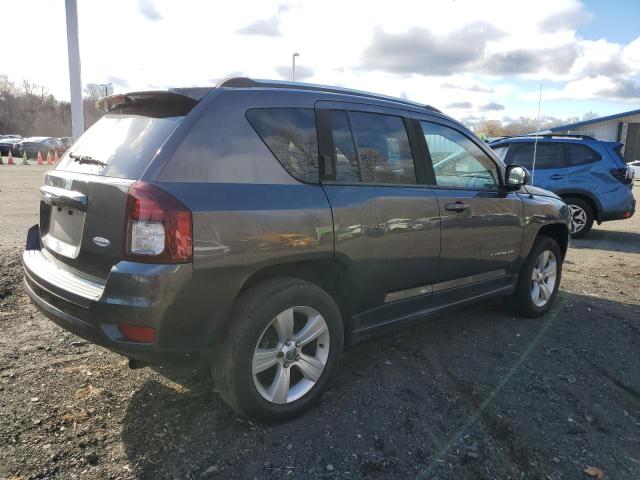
[
  {"x1": 0, "y1": 75, "x2": 108, "y2": 137},
  {"x1": 1, "y1": 74, "x2": 600, "y2": 141},
  {"x1": 473, "y1": 111, "x2": 599, "y2": 138}
]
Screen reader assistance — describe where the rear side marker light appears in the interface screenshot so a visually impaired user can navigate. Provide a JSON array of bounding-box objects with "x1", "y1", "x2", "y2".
[
  {"x1": 124, "y1": 182, "x2": 193, "y2": 263},
  {"x1": 118, "y1": 324, "x2": 156, "y2": 343}
]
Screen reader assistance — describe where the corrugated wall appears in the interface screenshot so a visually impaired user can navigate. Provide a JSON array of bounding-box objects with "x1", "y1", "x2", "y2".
[{"x1": 554, "y1": 113, "x2": 640, "y2": 141}]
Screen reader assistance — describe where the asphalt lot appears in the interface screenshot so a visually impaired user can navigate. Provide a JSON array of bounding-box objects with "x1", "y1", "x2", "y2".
[{"x1": 1, "y1": 166, "x2": 639, "y2": 480}]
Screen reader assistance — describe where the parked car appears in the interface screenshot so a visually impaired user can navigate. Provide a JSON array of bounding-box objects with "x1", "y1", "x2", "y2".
[
  {"x1": 628, "y1": 160, "x2": 640, "y2": 180},
  {"x1": 15, "y1": 136, "x2": 67, "y2": 159},
  {"x1": 23, "y1": 79, "x2": 570, "y2": 421},
  {"x1": 0, "y1": 134, "x2": 22, "y2": 156},
  {"x1": 490, "y1": 135, "x2": 635, "y2": 237}
]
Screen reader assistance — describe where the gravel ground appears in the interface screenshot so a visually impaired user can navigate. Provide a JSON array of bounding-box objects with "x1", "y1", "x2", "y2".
[{"x1": 1, "y1": 168, "x2": 639, "y2": 480}]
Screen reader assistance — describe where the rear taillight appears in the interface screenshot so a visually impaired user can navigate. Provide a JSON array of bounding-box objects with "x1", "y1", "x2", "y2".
[
  {"x1": 610, "y1": 167, "x2": 634, "y2": 185},
  {"x1": 124, "y1": 181, "x2": 192, "y2": 263}
]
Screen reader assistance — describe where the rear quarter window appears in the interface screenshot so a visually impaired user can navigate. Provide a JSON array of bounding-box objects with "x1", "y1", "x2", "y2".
[
  {"x1": 246, "y1": 108, "x2": 319, "y2": 183},
  {"x1": 563, "y1": 143, "x2": 601, "y2": 166}
]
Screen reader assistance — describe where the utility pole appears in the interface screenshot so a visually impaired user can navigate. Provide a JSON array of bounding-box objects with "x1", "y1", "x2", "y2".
[
  {"x1": 292, "y1": 52, "x2": 300, "y2": 82},
  {"x1": 65, "y1": 0, "x2": 84, "y2": 140}
]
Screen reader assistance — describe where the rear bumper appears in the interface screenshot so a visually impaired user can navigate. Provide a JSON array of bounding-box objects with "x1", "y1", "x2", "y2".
[
  {"x1": 23, "y1": 240, "x2": 214, "y2": 365},
  {"x1": 600, "y1": 189, "x2": 635, "y2": 222},
  {"x1": 23, "y1": 277, "x2": 200, "y2": 364}
]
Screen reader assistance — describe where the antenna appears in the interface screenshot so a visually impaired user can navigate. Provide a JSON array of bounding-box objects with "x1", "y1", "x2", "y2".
[{"x1": 530, "y1": 83, "x2": 543, "y2": 189}]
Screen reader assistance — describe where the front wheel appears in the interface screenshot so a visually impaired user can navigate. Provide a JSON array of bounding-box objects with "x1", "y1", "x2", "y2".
[
  {"x1": 212, "y1": 278, "x2": 343, "y2": 422},
  {"x1": 505, "y1": 235, "x2": 563, "y2": 318}
]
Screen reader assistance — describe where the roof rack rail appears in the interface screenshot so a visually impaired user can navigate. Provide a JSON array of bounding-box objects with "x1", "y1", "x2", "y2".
[
  {"x1": 535, "y1": 133, "x2": 596, "y2": 140},
  {"x1": 522, "y1": 133, "x2": 597, "y2": 140},
  {"x1": 216, "y1": 77, "x2": 441, "y2": 113}
]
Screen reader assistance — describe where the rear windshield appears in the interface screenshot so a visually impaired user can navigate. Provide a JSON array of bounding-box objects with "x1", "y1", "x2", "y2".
[{"x1": 56, "y1": 113, "x2": 183, "y2": 179}]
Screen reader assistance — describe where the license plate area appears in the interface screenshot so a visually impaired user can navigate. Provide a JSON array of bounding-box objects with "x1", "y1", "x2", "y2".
[{"x1": 42, "y1": 206, "x2": 86, "y2": 259}]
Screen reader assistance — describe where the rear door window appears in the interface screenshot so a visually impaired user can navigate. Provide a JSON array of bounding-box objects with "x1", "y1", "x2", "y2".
[
  {"x1": 329, "y1": 110, "x2": 360, "y2": 182},
  {"x1": 507, "y1": 143, "x2": 561, "y2": 170},
  {"x1": 563, "y1": 143, "x2": 601, "y2": 166},
  {"x1": 246, "y1": 108, "x2": 320, "y2": 183},
  {"x1": 348, "y1": 111, "x2": 416, "y2": 184}
]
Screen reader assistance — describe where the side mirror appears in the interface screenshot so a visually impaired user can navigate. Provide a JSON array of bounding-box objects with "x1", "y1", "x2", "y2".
[{"x1": 505, "y1": 164, "x2": 531, "y2": 191}]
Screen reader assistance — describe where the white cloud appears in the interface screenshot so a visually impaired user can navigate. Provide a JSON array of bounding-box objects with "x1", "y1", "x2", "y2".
[
  {"x1": 138, "y1": 0, "x2": 162, "y2": 21},
  {"x1": 1, "y1": 0, "x2": 638, "y2": 121},
  {"x1": 623, "y1": 36, "x2": 640, "y2": 70}
]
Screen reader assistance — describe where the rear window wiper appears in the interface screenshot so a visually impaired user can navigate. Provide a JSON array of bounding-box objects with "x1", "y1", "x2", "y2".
[{"x1": 69, "y1": 152, "x2": 107, "y2": 167}]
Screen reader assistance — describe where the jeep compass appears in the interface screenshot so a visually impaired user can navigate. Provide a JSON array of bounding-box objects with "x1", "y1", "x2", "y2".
[{"x1": 24, "y1": 78, "x2": 570, "y2": 420}]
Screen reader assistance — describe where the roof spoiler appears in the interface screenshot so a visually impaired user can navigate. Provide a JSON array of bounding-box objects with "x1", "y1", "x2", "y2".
[{"x1": 96, "y1": 88, "x2": 209, "y2": 113}]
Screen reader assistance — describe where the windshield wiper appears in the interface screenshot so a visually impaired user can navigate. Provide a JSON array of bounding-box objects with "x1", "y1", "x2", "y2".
[{"x1": 69, "y1": 152, "x2": 107, "y2": 167}]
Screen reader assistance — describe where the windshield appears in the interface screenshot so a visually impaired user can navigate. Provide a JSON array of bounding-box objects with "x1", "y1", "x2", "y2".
[
  {"x1": 492, "y1": 145, "x2": 508, "y2": 161},
  {"x1": 56, "y1": 113, "x2": 183, "y2": 179}
]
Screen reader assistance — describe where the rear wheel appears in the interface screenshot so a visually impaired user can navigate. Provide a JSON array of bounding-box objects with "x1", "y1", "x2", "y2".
[
  {"x1": 505, "y1": 235, "x2": 562, "y2": 318},
  {"x1": 212, "y1": 278, "x2": 343, "y2": 422},
  {"x1": 564, "y1": 197, "x2": 594, "y2": 238}
]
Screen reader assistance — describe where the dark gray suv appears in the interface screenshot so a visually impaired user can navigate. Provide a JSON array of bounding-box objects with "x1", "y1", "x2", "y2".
[{"x1": 23, "y1": 78, "x2": 570, "y2": 420}]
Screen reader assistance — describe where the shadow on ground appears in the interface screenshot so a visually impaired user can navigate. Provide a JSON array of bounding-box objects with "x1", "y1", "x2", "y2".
[
  {"x1": 572, "y1": 229, "x2": 640, "y2": 254},
  {"x1": 121, "y1": 292, "x2": 640, "y2": 480}
]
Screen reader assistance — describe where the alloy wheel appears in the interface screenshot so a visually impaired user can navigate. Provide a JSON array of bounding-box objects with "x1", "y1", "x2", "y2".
[
  {"x1": 568, "y1": 204, "x2": 587, "y2": 234},
  {"x1": 252, "y1": 306, "x2": 330, "y2": 404},
  {"x1": 530, "y1": 250, "x2": 557, "y2": 307}
]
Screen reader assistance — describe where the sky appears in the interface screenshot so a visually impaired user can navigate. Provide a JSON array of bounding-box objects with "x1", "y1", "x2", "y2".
[{"x1": 2, "y1": 0, "x2": 639, "y2": 125}]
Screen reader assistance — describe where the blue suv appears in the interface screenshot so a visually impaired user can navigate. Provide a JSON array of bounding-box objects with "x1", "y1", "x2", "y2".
[{"x1": 490, "y1": 135, "x2": 635, "y2": 237}]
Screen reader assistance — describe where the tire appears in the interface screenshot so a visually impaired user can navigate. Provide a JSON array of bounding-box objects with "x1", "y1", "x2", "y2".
[
  {"x1": 212, "y1": 278, "x2": 344, "y2": 422},
  {"x1": 505, "y1": 235, "x2": 563, "y2": 318},
  {"x1": 564, "y1": 197, "x2": 594, "y2": 238}
]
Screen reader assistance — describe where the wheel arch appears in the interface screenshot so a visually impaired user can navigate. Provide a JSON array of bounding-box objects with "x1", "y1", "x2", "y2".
[
  {"x1": 237, "y1": 257, "x2": 356, "y2": 343},
  {"x1": 557, "y1": 190, "x2": 602, "y2": 221},
  {"x1": 537, "y1": 223, "x2": 569, "y2": 259}
]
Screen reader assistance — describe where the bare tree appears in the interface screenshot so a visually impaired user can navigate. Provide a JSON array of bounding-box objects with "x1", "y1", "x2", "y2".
[
  {"x1": 83, "y1": 83, "x2": 104, "y2": 104},
  {"x1": 476, "y1": 120, "x2": 504, "y2": 137},
  {"x1": 581, "y1": 111, "x2": 599, "y2": 121}
]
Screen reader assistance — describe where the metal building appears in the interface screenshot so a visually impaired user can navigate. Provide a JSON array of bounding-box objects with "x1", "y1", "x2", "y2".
[{"x1": 538, "y1": 108, "x2": 640, "y2": 163}]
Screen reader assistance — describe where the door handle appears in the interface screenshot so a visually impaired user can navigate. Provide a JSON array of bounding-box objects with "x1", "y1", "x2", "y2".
[
  {"x1": 39, "y1": 185, "x2": 87, "y2": 211},
  {"x1": 549, "y1": 175, "x2": 563, "y2": 180},
  {"x1": 445, "y1": 201, "x2": 470, "y2": 212}
]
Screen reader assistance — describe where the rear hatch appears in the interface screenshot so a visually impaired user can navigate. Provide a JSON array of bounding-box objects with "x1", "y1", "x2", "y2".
[
  {"x1": 604, "y1": 141, "x2": 635, "y2": 185},
  {"x1": 38, "y1": 91, "x2": 201, "y2": 280}
]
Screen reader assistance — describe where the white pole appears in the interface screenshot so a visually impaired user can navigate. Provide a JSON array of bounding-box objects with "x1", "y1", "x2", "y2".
[
  {"x1": 65, "y1": 0, "x2": 84, "y2": 140},
  {"x1": 530, "y1": 83, "x2": 543, "y2": 187}
]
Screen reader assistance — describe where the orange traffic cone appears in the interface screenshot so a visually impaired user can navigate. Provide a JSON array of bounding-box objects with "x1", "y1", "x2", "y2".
[
  {"x1": 46, "y1": 151, "x2": 53, "y2": 165},
  {"x1": 36, "y1": 151, "x2": 44, "y2": 165},
  {"x1": 54, "y1": 151, "x2": 60, "y2": 164},
  {"x1": 7, "y1": 150, "x2": 14, "y2": 165}
]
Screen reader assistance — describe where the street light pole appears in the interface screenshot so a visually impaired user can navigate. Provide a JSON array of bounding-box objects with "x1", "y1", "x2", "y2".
[
  {"x1": 99, "y1": 83, "x2": 112, "y2": 98},
  {"x1": 65, "y1": 0, "x2": 84, "y2": 140},
  {"x1": 292, "y1": 52, "x2": 300, "y2": 82}
]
